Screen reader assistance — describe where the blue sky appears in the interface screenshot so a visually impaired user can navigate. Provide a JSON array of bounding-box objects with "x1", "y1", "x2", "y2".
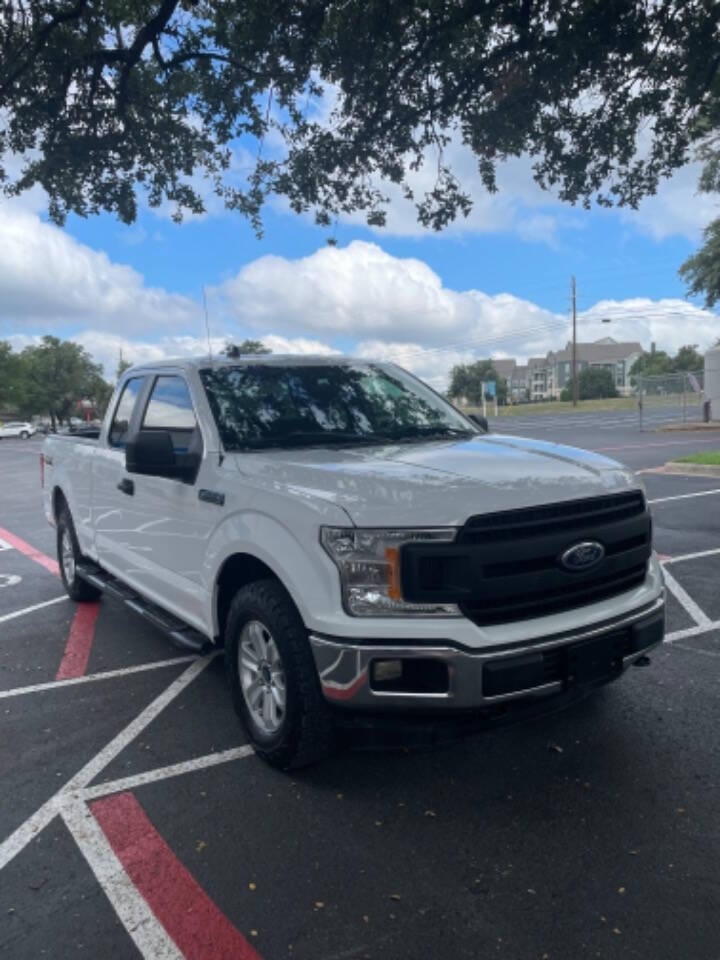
[
  {"x1": 66, "y1": 197, "x2": 695, "y2": 312},
  {"x1": 1, "y1": 141, "x2": 717, "y2": 388}
]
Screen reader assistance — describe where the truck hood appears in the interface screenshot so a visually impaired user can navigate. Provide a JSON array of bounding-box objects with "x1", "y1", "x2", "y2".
[{"x1": 230, "y1": 434, "x2": 640, "y2": 527}]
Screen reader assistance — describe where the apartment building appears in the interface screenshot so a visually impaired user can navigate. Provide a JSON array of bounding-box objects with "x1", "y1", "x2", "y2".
[{"x1": 493, "y1": 338, "x2": 643, "y2": 401}]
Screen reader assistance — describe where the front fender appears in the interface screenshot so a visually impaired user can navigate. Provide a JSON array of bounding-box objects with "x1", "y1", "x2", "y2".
[{"x1": 203, "y1": 507, "x2": 348, "y2": 635}]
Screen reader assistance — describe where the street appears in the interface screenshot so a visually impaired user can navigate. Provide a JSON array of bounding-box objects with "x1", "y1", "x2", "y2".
[{"x1": 1, "y1": 427, "x2": 719, "y2": 960}]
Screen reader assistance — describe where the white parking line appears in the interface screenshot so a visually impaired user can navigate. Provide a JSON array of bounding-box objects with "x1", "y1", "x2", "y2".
[
  {"x1": 662, "y1": 566, "x2": 712, "y2": 628},
  {"x1": 80, "y1": 745, "x2": 255, "y2": 801},
  {"x1": 665, "y1": 621, "x2": 720, "y2": 643},
  {"x1": 0, "y1": 595, "x2": 67, "y2": 624},
  {"x1": 662, "y1": 547, "x2": 720, "y2": 565},
  {"x1": 0, "y1": 655, "x2": 198, "y2": 700},
  {"x1": 60, "y1": 800, "x2": 184, "y2": 960},
  {"x1": 0, "y1": 654, "x2": 218, "y2": 871},
  {"x1": 648, "y1": 489, "x2": 720, "y2": 504}
]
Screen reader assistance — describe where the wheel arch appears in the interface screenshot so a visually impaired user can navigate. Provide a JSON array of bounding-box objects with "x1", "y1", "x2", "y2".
[
  {"x1": 214, "y1": 552, "x2": 286, "y2": 645},
  {"x1": 52, "y1": 485, "x2": 69, "y2": 522}
]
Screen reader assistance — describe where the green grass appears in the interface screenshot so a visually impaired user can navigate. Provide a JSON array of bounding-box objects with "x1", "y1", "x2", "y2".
[
  {"x1": 462, "y1": 392, "x2": 690, "y2": 418},
  {"x1": 462, "y1": 396, "x2": 638, "y2": 418},
  {"x1": 675, "y1": 451, "x2": 720, "y2": 465}
]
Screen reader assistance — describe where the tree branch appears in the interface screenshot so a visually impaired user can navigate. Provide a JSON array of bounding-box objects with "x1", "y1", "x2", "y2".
[
  {"x1": 0, "y1": 0, "x2": 89, "y2": 97},
  {"x1": 116, "y1": 0, "x2": 180, "y2": 112}
]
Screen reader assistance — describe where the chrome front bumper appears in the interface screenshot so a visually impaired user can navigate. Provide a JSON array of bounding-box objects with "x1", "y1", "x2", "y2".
[{"x1": 309, "y1": 596, "x2": 665, "y2": 711}]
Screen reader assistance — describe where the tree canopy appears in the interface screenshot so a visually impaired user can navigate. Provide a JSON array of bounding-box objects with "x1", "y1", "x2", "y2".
[
  {"x1": 629, "y1": 343, "x2": 705, "y2": 379},
  {"x1": 223, "y1": 339, "x2": 271, "y2": 358},
  {"x1": 560, "y1": 366, "x2": 618, "y2": 401},
  {"x1": 0, "y1": 336, "x2": 111, "y2": 428},
  {"x1": 447, "y1": 359, "x2": 507, "y2": 406},
  {"x1": 1, "y1": 1, "x2": 718, "y2": 234}
]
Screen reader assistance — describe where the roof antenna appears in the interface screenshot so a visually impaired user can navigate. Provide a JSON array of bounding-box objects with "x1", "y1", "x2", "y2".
[{"x1": 202, "y1": 286, "x2": 213, "y2": 362}]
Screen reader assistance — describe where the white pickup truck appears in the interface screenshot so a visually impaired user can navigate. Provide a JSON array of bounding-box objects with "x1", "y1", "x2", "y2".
[{"x1": 43, "y1": 356, "x2": 664, "y2": 767}]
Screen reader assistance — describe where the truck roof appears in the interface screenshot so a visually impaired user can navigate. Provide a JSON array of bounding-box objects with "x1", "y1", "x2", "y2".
[{"x1": 125, "y1": 354, "x2": 380, "y2": 373}]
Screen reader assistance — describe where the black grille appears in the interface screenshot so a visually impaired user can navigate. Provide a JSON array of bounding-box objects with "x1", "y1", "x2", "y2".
[
  {"x1": 458, "y1": 491, "x2": 646, "y2": 543},
  {"x1": 400, "y1": 491, "x2": 651, "y2": 626}
]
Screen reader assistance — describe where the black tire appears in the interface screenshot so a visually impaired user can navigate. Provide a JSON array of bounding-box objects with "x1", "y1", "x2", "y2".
[
  {"x1": 19, "y1": 431, "x2": 28, "y2": 440},
  {"x1": 57, "y1": 507, "x2": 102, "y2": 602},
  {"x1": 225, "y1": 578, "x2": 335, "y2": 769}
]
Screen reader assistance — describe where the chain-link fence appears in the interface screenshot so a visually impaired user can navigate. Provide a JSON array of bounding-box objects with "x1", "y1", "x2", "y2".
[{"x1": 636, "y1": 370, "x2": 705, "y2": 430}]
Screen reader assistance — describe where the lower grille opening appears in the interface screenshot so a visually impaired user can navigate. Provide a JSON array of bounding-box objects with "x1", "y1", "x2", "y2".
[
  {"x1": 483, "y1": 628, "x2": 637, "y2": 699},
  {"x1": 370, "y1": 658, "x2": 449, "y2": 695}
]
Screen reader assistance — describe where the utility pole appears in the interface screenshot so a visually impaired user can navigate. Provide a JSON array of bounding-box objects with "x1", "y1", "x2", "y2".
[{"x1": 571, "y1": 275, "x2": 578, "y2": 407}]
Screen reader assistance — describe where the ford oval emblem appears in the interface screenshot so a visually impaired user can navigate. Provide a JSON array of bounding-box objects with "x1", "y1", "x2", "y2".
[{"x1": 560, "y1": 540, "x2": 605, "y2": 571}]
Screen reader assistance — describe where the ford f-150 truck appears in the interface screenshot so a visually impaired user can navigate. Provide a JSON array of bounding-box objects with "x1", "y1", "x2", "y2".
[{"x1": 42, "y1": 356, "x2": 665, "y2": 768}]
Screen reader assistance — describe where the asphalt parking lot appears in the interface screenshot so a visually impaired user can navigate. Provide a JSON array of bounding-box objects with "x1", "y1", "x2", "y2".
[{"x1": 1, "y1": 424, "x2": 719, "y2": 960}]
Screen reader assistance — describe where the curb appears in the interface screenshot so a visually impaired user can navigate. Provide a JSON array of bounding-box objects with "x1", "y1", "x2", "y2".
[
  {"x1": 663, "y1": 461, "x2": 720, "y2": 478},
  {"x1": 659, "y1": 422, "x2": 720, "y2": 432}
]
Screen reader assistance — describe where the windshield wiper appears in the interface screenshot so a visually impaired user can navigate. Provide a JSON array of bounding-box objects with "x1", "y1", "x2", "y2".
[
  {"x1": 391, "y1": 426, "x2": 477, "y2": 443},
  {"x1": 235, "y1": 430, "x2": 396, "y2": 450}
]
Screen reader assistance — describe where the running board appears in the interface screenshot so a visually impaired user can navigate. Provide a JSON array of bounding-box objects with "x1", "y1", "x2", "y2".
[{"x1": 76, "y1": 562, "x2": 211, "y2": 654}]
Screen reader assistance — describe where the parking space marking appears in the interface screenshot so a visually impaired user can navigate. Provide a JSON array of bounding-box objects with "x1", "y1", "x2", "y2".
[
  {"x1": 60, "y1": 800, "x2": 185, "y2": 960},
  {"x1": 665, "y1": 621, "x2": 720, "y2": 643},
  {"x1": 91, "y1": 791, "x2": 262, "y2": 960},
  {"x1": 661, "y1": 567, "x2": 712, "y2": 628},
  {"x1": 55, "y1": 601, "x2": 101, "y2": 680},
  {"x1": 81, "y1": 746, "x2": 255, "y2": 802},
  {"x1": 0, "y1": 537, "x2": 12, "y2": 551},
  {"x1": 0, "y1": 525, "x2": 59, "y2": 576},
  {"x1": 0, "y1": 573, "x2": 22, "y2": 588},
  {"x1": 662, "y1": 546, "x2": 720, "y2": 565},
  {"x1": 0, "y1": 654, "x2": 217, "y2": 871},
  {"x1": 0, "y1": 655, "x2": 197, "y2": 700},
  {"x1": 0, "y1": 595, "x2": 67, "y2": 624},
  {"x1": 648, "y1": 489, "x2": 720, "y2": 505}
]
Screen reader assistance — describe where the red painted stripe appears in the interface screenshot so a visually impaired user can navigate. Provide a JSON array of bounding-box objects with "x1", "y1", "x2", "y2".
[
  {"x1": 55, "y1": 602, "x2": 100, "y2": 680},
  {"x1": 0, "y1": 525, "x2": 59, "y2": 577},
  {"x1": 91, "y1": 792, "x2": 262, "y2": 960}
]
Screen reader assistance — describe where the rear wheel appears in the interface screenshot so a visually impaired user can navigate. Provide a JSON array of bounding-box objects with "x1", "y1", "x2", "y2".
[
  {"x1": 57, "y1": 508, "x2": 101, "y2": 602},
  {"x1": 19, "y1": 430, "x2": 29, "y2": 439},
  {"x1": 226, "y1": 579, "x2": 335, "y2": 769}
]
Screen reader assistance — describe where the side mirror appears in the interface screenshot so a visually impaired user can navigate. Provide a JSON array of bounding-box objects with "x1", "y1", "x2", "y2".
[
  {"x1": 125, "y1": 430, "x2": 200, "y2": 483},
  {"x1": 468, "y1": 413, "x2": 489, "y2": 433}
]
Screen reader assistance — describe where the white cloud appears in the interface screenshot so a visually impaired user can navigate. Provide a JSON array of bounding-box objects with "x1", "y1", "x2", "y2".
[
  {"x1": 0, "y1": 208, "x2": 197, "y2": 332},
  {"x1": 216, "y1": 240, "x2": 561, "y2": 348},
  {"x1": 5, "y1": 329, "x2": 341, "y2": 380},
  {"x1": 3, "y1": 225, "x2": 717, "y2": 391},
  {"x1": 620, "y1": 161, "x2": 719, "y2": 241}
]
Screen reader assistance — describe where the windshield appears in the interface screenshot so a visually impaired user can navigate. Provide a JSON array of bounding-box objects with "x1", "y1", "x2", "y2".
[{"x1": 199, "y1": 362, "x2": 476, "y2": 451}]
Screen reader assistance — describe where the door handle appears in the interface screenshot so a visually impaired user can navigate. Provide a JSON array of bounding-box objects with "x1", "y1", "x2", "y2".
[{"x1": 117, "y1": 477, "x2": 135, "y2": 496}]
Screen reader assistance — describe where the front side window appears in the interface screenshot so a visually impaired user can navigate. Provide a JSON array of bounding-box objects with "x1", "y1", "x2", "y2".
[
  {"x1": 109, "y1": 377, "x2": 144, "y2": 447},
  {"x1": 142, "y1": 376, "x2": 199, "y2": 452},
  {"x1": 200, "y1": 362, "x2": 476, "y2": 451}
]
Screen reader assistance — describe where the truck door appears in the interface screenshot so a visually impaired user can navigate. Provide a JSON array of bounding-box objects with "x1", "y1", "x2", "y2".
[
  {"x1": 92, "y1": 374, "x2": 149, "y2": 577},
  {"x1": 113, "y1": 373, "x2": 217, "y2": 634}
]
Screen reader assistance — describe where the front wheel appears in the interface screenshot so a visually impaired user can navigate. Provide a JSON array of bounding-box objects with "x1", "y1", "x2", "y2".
[
  {"x1": 57, "y1": 508, "x2": 101, "y2": 602},
  {"x1": 19, "y1": 431, "x2": 28, "y2": 440},
  {"x1": 226, "y1": 579, "x2": 335, "y2": 769}
]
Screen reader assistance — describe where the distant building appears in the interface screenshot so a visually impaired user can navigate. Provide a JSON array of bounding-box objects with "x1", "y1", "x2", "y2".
[
  {"x1": 489, "y1": 359, "x2": 529, "y2": 401},
  {"x1": 492, "y1": 338, "x2": 643, "y2": 401}
]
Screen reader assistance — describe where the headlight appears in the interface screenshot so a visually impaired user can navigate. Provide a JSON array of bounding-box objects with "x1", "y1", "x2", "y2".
[{"x1": 320, "y1": 527, "x2": 461, "y2": 617}]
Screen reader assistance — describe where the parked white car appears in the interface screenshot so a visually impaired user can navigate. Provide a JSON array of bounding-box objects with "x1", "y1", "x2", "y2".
[
  {"x1": 0, "y1": 421, "x2": 36, "y2": 439},
  {"x1": 42, "y1": 356, "x2": 664, "y2": 768}
]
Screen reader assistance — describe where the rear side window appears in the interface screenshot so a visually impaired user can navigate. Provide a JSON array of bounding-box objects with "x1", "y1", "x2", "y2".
[
  {"x1": 142, "y1": 376, "x2": 199, "y2": 452},
  {"x1": 109, "y1": 377, "x2": 144, "y2": 447}
]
